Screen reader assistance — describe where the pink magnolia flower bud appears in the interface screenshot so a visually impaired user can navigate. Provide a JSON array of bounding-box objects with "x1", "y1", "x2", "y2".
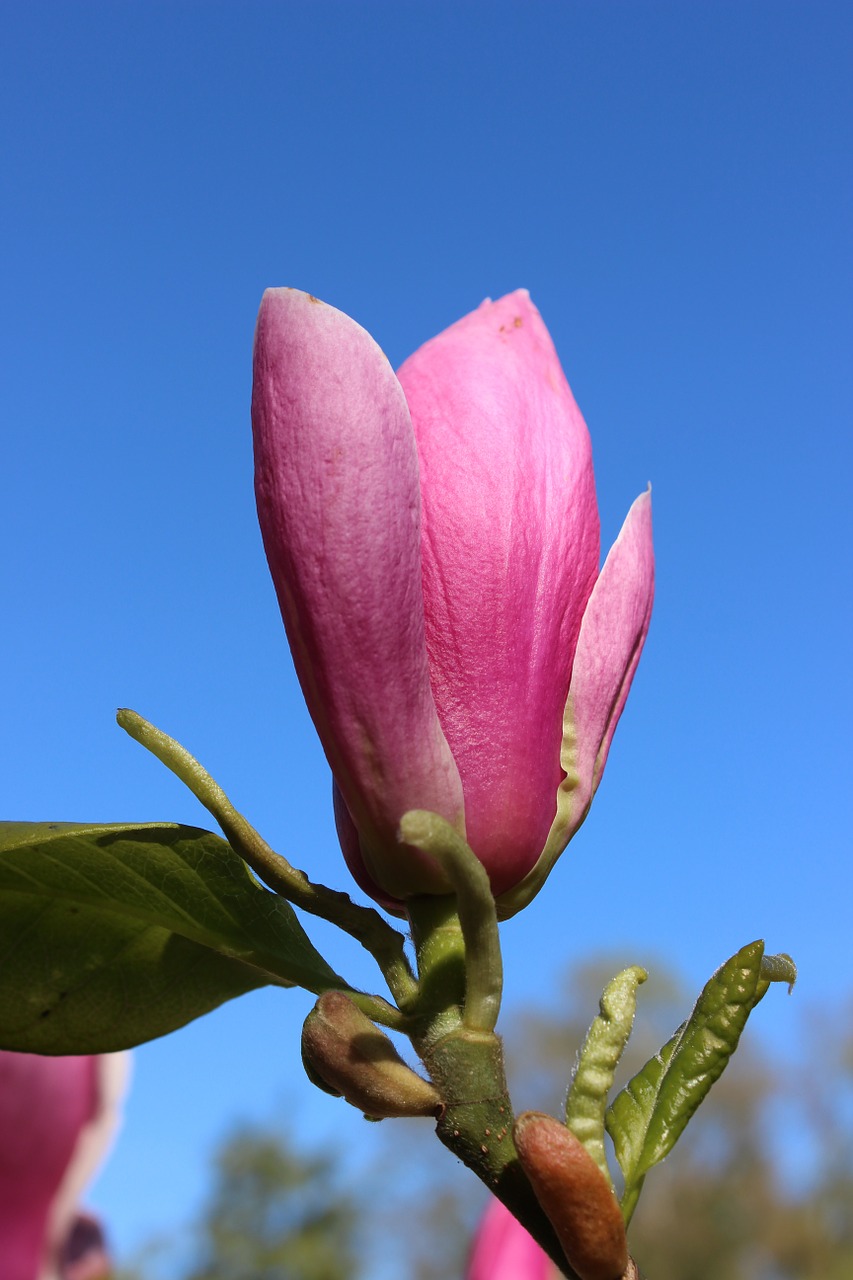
[
  {"x1": 0, "y1": 1051, "x2": 128, "y2": 1280},
  {"x1": 467, "y1": 1197, "x2": 562, "y2": 1280},
  {"x1": 253, "y1": 290, "x2": 654, "y2": 914}
]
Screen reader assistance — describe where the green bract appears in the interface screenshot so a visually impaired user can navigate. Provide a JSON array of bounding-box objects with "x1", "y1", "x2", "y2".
[{"x1": 564, "y1": 964, "x2": 647, "y2": 1186}]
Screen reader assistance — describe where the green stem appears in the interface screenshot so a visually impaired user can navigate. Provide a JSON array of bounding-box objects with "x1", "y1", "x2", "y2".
[
  {"x1": 405, "y1": 893, "x2": 577, "y2": 1276},
  {"x1": 336, "y1": 990, "x2": 410, "y2": 1032},
  {"x1": 401, "y1": 811, "x2": 502, "y2": 1033},
  {"x1": 420, "y1": 1025, "x2": 580, "y2": 1279},
  {"x1": 407, "y1": 894, "x2": 467, "y2": 1042},
  {"x1": 116, "y1": 709, "x2": 417, "y2": 1009}
]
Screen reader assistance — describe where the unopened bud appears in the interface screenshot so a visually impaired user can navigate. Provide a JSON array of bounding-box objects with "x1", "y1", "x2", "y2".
[
  {"x1": 513, "y1": 1111, "x2": 628, "y2": 1280},
  {"x1": 301, "y1": 992, "x2": 442, "y2": 1119}
]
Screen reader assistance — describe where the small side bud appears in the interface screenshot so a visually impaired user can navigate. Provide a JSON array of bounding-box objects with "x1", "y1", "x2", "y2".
[
  {"x1": 513, "y1": 1111, "x2": 628, "y2": 1280},
  {"x1": 300, "y1": 1041, "x2": 344, "y2": 1099},
  {"x1": 301, "y1": 992, "x2": 442, "y2": 1119}
]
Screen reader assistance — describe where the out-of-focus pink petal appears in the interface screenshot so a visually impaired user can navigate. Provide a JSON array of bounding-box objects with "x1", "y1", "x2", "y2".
[
  {"x1": 0, "y1": 1052, "x2": 127, "y2": 1280},
  {"x1": 46, "y1": 1054, "x2": 128, "y2": 1280},
  {"x1": 467, "y1": 1197, "x2": 558, "y2": 1280},
  {"x1": 253, "y1": 289, "x2": 465, "y2": 897},
  {"x1": 398, "y1": 291, "x2": 600, "y2": 897},
  {"x1": 0, "y1": 1053, "x2": 94, "y2": 1280}
]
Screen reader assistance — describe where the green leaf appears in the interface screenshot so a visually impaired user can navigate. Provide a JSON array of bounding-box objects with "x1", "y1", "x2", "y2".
[
  {"x1": 604, "y1": 1021, "x2": 683, "y2": 1221},
  {"x1": 606, "y1": 940, "x2": 793, "y2": 1223},
  {"x1": 564, "y1": 965, "x2": 647, "y2": 1187},
  {"x1": 0, "y1": 821, "x2": 346, "y2": 1053}
]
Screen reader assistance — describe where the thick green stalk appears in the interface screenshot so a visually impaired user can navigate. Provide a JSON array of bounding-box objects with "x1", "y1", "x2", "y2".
[
  {"x1": 406, "y1": 895, "x2": 468, "y2": 1041},
  {"x1": 400, "y1": 812, "x2": 502, "y2": 1032},
  {"x1": 406, "y1": 895, "x2": 576, "y2": 1276},
  {"x1": 422, "y1": 1025, "x2": 575, "y2": 1275}
]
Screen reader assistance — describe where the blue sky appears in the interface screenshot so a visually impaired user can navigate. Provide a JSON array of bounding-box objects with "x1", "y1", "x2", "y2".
[{"x1": 2, "y1": 0, "x2": 851, "y2": 1269}]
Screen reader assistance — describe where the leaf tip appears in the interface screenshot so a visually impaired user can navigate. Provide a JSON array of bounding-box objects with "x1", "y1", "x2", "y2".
[{"x1": 761, "y1": 951, "x2": 797, "y2": 994}]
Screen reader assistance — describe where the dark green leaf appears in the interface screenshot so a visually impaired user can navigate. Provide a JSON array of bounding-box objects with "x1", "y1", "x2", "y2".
[{"x1": 0, "y1": 821, "x2": 345, "y2": 1053}]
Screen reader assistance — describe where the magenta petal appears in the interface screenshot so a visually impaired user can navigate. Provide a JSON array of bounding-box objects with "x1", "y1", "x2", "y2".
[
  {"x1": 0, "y1": 1053, "x2": 94, "y2": 1280},
  {"x1": 0, "y1": 1052, "x2": 127, "y2": 1280},
  {"x1": 332, "y1": 780, "x2": 401, "y2": 915},
  {"x1": 253, "y1": 290, "x2": 465, "y2": 897},
  {"x1": 467, "y1": 1198, "x2": 557, "y2": 1280},
  {"x1": 566, "y1": 488, "x2": 655, "y2": 824},
  {"x1": 398, "y1": 292, "x2": 600, "y2": 896},
  {"x1": 496, "y1": 489, "x2": 654, "y2": 916},
  {"x1": 48, "y1": 1055, "x2": 128, "y2": 1280}
]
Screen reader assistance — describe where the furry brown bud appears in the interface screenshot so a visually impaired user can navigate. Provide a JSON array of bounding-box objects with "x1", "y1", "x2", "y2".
[
  {"x1": 513, "y1": 1111, "x2": 628, "y2": 1280},
  {"x1": 301, "y1": 992, "x2": 442, "y2": 1119}
]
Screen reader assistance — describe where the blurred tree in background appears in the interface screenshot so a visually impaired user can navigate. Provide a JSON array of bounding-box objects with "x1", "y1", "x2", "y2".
[
  {"x1": 115, "y1": 1125, "x2": 360, "y2": 1280},
  {"x1": 116, "y1": 964, "x2": 853, "y2": 1279},
  {"x1": 183, "y1": 1125, "x2": 359, "y2": 1280}
]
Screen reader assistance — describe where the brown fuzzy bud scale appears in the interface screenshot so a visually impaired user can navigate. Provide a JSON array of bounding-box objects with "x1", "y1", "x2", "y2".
[
  {"x1": 301, "y1": 992, "x2": 442, "y2": 1119},
  {"x1": 513, "y1": 1111, "x2": 628, "y2": 1280}
]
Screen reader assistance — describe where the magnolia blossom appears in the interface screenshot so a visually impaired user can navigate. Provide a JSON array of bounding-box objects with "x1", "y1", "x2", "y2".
[
  {"x1": 467, "y1": 1198, "x2": 561, "y2": 1280},
  {"x1": 0, "y1": 1051, "x2": 128, "y2": 1280},
  {"x1": 253, "y1": 290, "x2": 654, "y2": 914}
]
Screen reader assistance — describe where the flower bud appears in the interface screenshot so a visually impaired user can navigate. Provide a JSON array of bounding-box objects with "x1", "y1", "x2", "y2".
[
  {"x1": 301, "y1": 992, "x2": 442, "y2": 1119},
  {"x1": 253, "y1": 289, "x2": 654, "y2": 915},
  {"x1": 513, "y1": 1111, "x2": 628, "y2": 1280}
]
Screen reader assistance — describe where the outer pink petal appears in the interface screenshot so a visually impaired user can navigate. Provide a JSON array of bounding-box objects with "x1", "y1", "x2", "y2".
[
  {"x1": 496, "y1": 490, "x2": 654, "y2": 916},
  {"x1": 567, "y1": 488, "x2": 654, "y2": 821},
  {"x1": 398, "y1": 292, "x2": 600, "y2": 897},
  {"x1": 253, "y1": 290, "x2": 465, "y2": 898},
  {"x1": 467, "y1": 1198, "x2": 557, "y2": 1280},
  {"x1": 0, "y1": 1052, "x2": 127, "y2": 1280},
  {"x1": 332, "y1": 780, "x2": 401, "y2": 915}
]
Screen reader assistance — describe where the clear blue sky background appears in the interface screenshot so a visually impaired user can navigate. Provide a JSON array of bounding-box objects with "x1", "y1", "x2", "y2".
[{"x1": 2, "y1": 1, "x2": 851, "y2": 1272}]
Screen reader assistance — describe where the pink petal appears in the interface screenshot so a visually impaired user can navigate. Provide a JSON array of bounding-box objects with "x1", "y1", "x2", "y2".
[
  {"x1": 496, "y1": 490, "x2": 654, "y2": 915},
  {"x1": 398, "y1": 292, "x2": 600, "y2": 897},
  {"x1": 332, "y1": 780, "x2": 401, "y2": 915},
  {"x1": 0, "y1": 1052, "x2": 128, "y2": 1280},
  {"x1": 47, "y1": 1055, "x2": 128, "y2": 1280},
  {"x1": 567, "y1": 488, "x2": 654, "y2": 820},
  {"x1": 253, "y1": 290, "x2": 465, "y2": 897},
  {"x1": 467, "y1": 1198, "x2": 557, "y2": 1280}
]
